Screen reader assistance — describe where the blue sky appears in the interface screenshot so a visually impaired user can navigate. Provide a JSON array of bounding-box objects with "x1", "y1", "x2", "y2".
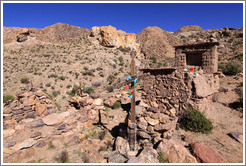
[{"x1": 3, "y1": 3, "x2": 244, "y2": 33}]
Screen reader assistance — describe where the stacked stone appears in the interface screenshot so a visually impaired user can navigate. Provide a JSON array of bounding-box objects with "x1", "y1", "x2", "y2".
[
  {"x1": 136, "y1": 70, "x2": 196, "y2": 141},
  {"x1": 3, "y1": 91, "x2": 58, "y2": 127}
]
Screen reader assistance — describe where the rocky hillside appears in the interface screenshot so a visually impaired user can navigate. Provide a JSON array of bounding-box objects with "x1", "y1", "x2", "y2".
[
  {"x1": 3, "y1": 23, "x2": 244, "y2": 163},
  {"x1": 136, "y1": 26, "x2": 182, "y2": 60},
  {"x1": 174, "y1": 26, "x2": 243, "y2": 67},
  {"x1": 3, "y1": 23, "x2": 91, "y2": 44}
]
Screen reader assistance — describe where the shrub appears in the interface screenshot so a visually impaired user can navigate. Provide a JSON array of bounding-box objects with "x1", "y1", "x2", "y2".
[
  {"x1": 67, "y1": 85, "x2": 79, "y2": 96},
  {"x1": 83, "y1": 66, "x2": 88, "y2": 70},
  {"x1": 3, "y1": 94, "x2": 15, "y2": 103},
  {"x1": 99, "y1": 72, "x2": 104, "y2": 77},
  {"x1": 119, "y1": 62, "x2": 124, "y2": 66},
  {"x1": 48, "y1": 74, "x2": 58, "y2": 78},
  {"x1": 20, "y1": 77, "x2": 29, "y2": 84},
  {"x1": 219, "y1": 63, "x2": 242, "y2": 75},
  {"x1": 157, "y1": 152, "x2": 168, "y2": 163},
  {"x1": 235, "y1": 53, "x2": 243, "y2": 61},
  {"x1": 107, "y1": 75, "x2": 115, "y2": 84},
  {"x1": 118, "y1": 56, "x2": 124, "y2": 62},
  {"x1": 52, "y1": 91, "x2": 60, "y2": 97},
  {"x1": 92, "y1": 82, "x2": 101, "y2": 87},
  {"x1": 66, "y1": 85, "x2": 72, "y2": 89},
  {"x1": 45, "y1": 83, "x2": 51, "y2": 87},
  {"x1": 182, "y1": 108, "x2": 213, "y2": 134},
  {"x1": 112, "y1": 101, "x2": 121, "y2": 109},
  {"x1": 59, "y1": 76, "x2": 66, "y2": 80},
  {"x1": 117, "y1": 46, "x2": 131, "y2": 53},
  {"x1": 150, "y1": 56, "x2": 157, "y2": 63},
  {"x1": 106, "y1": 85, "x2": 114, "y2": 92},
  {"x1": 84, "y1": 87, "x2": 95, "y2": 94}
]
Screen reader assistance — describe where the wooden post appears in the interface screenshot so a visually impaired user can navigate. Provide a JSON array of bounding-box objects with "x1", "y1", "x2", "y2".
[
  {"x1": 130, "y1": 54, "x2": 136, "y2": 123},
  {"x1": 128, "y1": 51, "x2": 137, "y2": 151}
]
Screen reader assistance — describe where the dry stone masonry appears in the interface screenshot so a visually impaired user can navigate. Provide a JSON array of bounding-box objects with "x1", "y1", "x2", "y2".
[
  {"x1": 175, "y1": 42, "x2": 219, "y2": 74},
  {"x1": 136, "y1": 42, "x2": 220, "y2": 141}
]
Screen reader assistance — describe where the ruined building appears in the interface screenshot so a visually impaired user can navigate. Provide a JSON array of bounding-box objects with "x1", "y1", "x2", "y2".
[
  {"x1": 175, "y1": 42, "x2": 219, "y2": 73},
  {"x1": 137, "y1": 42, "x2": 220, "y2": 140}
]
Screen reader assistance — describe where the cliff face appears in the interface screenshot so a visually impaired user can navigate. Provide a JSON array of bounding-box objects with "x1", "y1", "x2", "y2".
[{"x1": 91, "y1": 25, "x2": 140, "y2": 54}]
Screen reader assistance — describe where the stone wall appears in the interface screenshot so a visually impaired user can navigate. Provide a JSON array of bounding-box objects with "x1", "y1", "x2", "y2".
[{"x1": 136, "y1": 69, "x2": 219, "y2": 140}]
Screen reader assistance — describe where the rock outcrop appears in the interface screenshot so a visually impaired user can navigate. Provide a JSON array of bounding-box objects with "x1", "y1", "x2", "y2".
[
  {"x1": 16, "y1": 28, "x2": 29, "y2": 42},
  {"x1": 91, "y1": 25, "x2": 140, "y2": 54}
]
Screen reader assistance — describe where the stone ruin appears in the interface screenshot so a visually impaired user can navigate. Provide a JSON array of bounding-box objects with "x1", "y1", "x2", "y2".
[
  {"x1": 136, "y1": 42, "x2": 220, "y2": 141},
  {"x1": 174, "y1": 42, "x2": 219, "y2": 74}
]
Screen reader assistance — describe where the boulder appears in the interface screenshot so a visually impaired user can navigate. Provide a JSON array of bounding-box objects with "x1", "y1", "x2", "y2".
[
  {"x1": 137, "y1": 117, "x2": 148, "y2": 130},
  {"x1": 193, "y1": 74, "x2": 219, "y2": 98},
  {"x1": 127, "y1": 156, "x2": 145, "y2": 163},
  {"x1": 42, "y1": 112, "x2": 70, "y2": 126},
  {"x1": 159, "y1": 114, "x2": 170, "y2": 123},
  {"x1": 103, "y1": 97, "x2": 118, "y2": 108},
  {"x1": 115, "y1": 136, "x2": 130, "y2": 157},
  {"x1": 135, "y1": 106, "x2": 144, "y2": 117},
  {"x1": 14, "y1": 138, "x2": 37, "y2": 150},
  {"x1": 30, "y1": 132, "x2": 42, "y2": 138},
  {"x1": 107, "y1": 152, "x2": 128, "y2": 163},
  {"x1": 138, "y1": 145, "x2": 159, "y2": 163},
  {"x1": 157, "y1": 139, "x2": 198, "y2": 163},
  {"x1": 3, "y1": 129, "x2": 16, "y2": 138},
  {"x1": 35, "y1": 103, "x2": 48, "y2": 117},
  {"x1": 154, "y1": 118, "x2": 178, "y2": 132},
  {"x1": 191, "y1": 142, "x2": 228, "y2": 163},
  {"x1": 23, "y1": 98, "x2": 36, "y2": 106},
  {"x1": 93, "y1": 98, "x2": 103, "y2": 106},
  {"x1": 137, "y1": 131, "x2": 151, "y2": 140},
  {"x1": 29, "y1": 119, "x2": 45, "y2": 128},
  {"x1": 144, "y1": 117, "x2": 159, "y2": 126},
  {"x1": 34, "y1": 140, "x2": 47, "y2": 148},
  {"x1": 56, "y1": 124, "x2": 66, "y2": 130}
]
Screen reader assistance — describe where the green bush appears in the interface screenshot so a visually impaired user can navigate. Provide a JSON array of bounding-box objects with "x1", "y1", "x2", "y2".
[
  {"x1": 52, "y1": 91, "x2": 60, "y2": 97},
  {"x1": 84, "y1": 87, "x2": 95, "y2": 94},
  {"x1": 67, "y1": 84, "x2": 80, "y2": 96},
  {"x1": 112, "y1": 101, "x2": 121, "y2": 109},
  {"x1": 59, "y1": 76, "x2": 66, "y2": 80},
  {"x1": 20, "y1": 77, "x2": 29, "y2": 84},
  {"x1": 157, "y1": 152, "x2": 168, "y2": 163},
  {"x1": 182, "y1": 108, "x2": 213, "y2": 134},
  {"x1": 150, "y1": 56, "x2": 157, "y2": 63},
  {"x1": 3, "y1": 94, "x2": 15, "y2": 103},
  {"x1": 106, "y1": 85, "x2": 114, "y2": 92},
  {"x1": 118, "y1": 56, "x2": 124, "y2": 62},
  {"x1": 117, "y1": 46, "x2": 131, "y2": 53},
  {"x1": 219, "y1": 63, "x2": 242, "y2": 75},
  {"x1": 235, "y1": 53, "x2": 243, "y2": 61}
]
